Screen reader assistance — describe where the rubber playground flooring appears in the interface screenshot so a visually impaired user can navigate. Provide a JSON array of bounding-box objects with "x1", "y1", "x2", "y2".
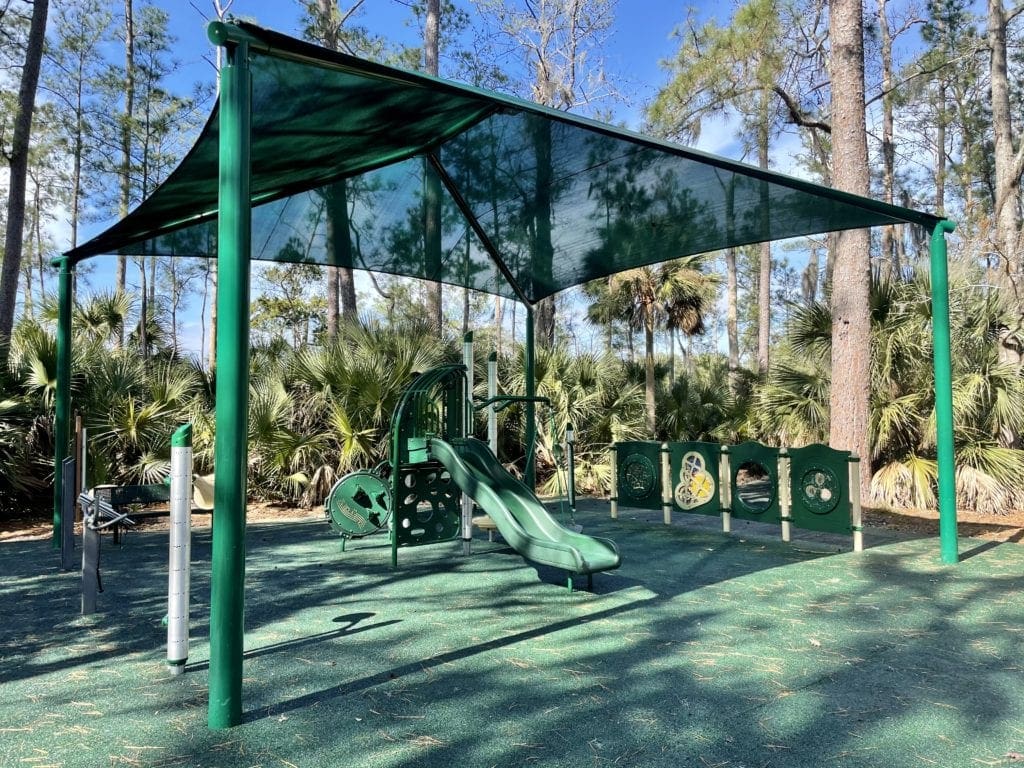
[{"x1": 2, "y1": 502, "x2": 1023, "y2": 768}]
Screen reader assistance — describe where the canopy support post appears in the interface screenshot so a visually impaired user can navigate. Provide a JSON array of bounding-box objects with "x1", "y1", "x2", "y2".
[
  {"x1": 53, "y1": 256, "x2": 73, "y2": 548},
  {"x1": 208, "y1": 36, "x2": 252, "y2": 729},
  {"x1": 930, "y1": 219, "x2": 958, "y2": 564}
]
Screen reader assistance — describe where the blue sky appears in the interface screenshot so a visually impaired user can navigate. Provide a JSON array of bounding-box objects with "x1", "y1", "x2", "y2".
[{"x1": 162, "y1": 1, "x2": 698, "y2": 122}]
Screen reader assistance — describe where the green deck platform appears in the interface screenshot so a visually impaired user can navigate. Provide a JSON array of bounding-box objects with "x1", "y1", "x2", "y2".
[{"x1": 2, "y1": 503, "x2": 1021, "y2": 767}]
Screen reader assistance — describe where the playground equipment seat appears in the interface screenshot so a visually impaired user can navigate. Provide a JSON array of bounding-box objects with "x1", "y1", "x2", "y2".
[
  {"x1": 193, "y1": 473, "x2": 215, "y2": 511},
  {"x1": 473, "y1": 514, "x2": 498, "y2": 541}
]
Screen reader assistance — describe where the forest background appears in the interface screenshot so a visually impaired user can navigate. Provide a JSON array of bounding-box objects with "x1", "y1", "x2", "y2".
[{"x1": 1, "y1": 0, "x2": 1023, "y2": 524}]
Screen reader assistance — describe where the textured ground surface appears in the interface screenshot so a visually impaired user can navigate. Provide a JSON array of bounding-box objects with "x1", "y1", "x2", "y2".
[{"x1": 2, "y1": 502, "x2": 1023, "y2": 767}]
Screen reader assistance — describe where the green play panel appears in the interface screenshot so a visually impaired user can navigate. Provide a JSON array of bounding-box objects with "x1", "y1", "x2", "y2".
[{"x1": 2, "y1": 503, "x2": 1023, "y2": 767}]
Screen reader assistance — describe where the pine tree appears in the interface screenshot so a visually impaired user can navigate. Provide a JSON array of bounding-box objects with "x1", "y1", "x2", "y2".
[
  {"x1": 829, "y1": 0, "x2": 873, "y2": 498},
  {"x1": 0, "y1": 0, "x2": 49, "y2": 359}
]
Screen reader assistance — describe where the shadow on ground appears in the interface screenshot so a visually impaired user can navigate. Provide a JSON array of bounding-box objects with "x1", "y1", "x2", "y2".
[{"x1": 2, "y1": 502, "x2": 1022, "y2": 767}]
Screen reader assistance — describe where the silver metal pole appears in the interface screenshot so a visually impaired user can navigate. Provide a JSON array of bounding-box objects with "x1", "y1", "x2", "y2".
[
  {"x1": 779, "y1": 448, "x2": 792, "y2": 543},
  {"x1": 487, "y1": 352, "x2": 498, "y2": 456},
  {"x1": 461, "y1": 333, "x2": 474, "y2": 555},
  {"x1": 661, "y1": 443, "x2": 672, "y2": 525},
  {"x1": 167, "y1": 424, "x2": 193, "y2": 675},
  {"x1": 60, "y1": 458, "x2": 75, "y2": 571}
]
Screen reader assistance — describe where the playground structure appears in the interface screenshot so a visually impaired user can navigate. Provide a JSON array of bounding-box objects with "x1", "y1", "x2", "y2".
[
  {"x1": 611, "y1": 440, "x2": 862, "y2": 550},
  {"x1": 325, "y1": 345, "x2": 621, "y2": 589}
]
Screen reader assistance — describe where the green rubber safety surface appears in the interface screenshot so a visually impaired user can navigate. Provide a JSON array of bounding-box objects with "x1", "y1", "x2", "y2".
[{"x1": 3, "y1": 503, "x2": 1024, "y2": 767}]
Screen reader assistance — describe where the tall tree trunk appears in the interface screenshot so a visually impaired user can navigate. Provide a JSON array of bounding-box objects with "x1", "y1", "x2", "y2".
[
  {"x1": 424, "y1": 0, "x2": 443, "y2": 333},
  {"x1": 669, "y1": 326, "x2": 676, "y2": 382},
  {"x1": 169, "y1": 260, "x2": 178, "y2": 352},
  {"x1": 533, "y1": 122, "x2": 556, "y2": 347},
  {"x1": 877, "y1": 0, "x2": 899, "y2": 278},
  {"x1": 325, "y1": 188, "x2": 342, "y2": 338},
  {"x1": 462, "y1": 236, "x2": 471, "y2": 334},
  {"x1": 200, "y1": 266, "x2": 208, "y2": 363},
  {"x1": 757, "y1": 125, "x2": 772, "y2": 376},
  {"x1": 339, "y1": 265, "x2": 356, "y2": 323},
  {"x1": 137, "y1": 258, "x2": 148, "y2": 358},
  {"x1": 315, "y1": 0, "x2": 359, "y2": 336},
  {"x1": 644, "y1": 308, "x2": 656, "y2": 434},
  {"x1": 829, "y1": 0, "x2": 873, "y2": 500},
  {"x1": 71, "y1": 71, "x2": 84, "y2": 251},
  {"x1": 494, "y1": 295, "x2": 504, "y2": 356},
  {"x1": 725, "y1": 247, "x2": 740, "y2": 392},
  {"x1": 802, "y1": 243, "x2": 820, "y2": 304},
  {"x1": 935, "y1": 82, "x2": 947, "y2": 216},
  {"x1": 989, "y1": 0, "x2": 1020, "y2": 265},
  {"x1": 0, "y1": 0, "x2": 49, "y2": 354},
  {"x1": 116, "y1": 0, "x2": 135, "y2": 348},
  {"x1": 206, "y1": 0, "x2": 231, "y2": 369},
  {"x1": 30, "y1": 174, "x2": 43, "y2": 315},
  {"x1": 21, "y1": 257, "x2": 33, "y2": 320},
  {"x1": 988, "y1": 0, "x2": 1023, "y2": 366},
  {"x1": 208, "y1": 264, "x2": 218, "y2": 370},
  {"x1": 20, "y1": 172, "x2": 39, "y2": 320},
  {"x1": 424, "y1": 167, "x2": 444, "y2": 332}
]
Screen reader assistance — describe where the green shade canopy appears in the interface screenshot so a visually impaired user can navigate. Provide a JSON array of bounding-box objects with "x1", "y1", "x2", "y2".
[{"x1": 65, "y1": 22, "x2": 941, "y2": 303}]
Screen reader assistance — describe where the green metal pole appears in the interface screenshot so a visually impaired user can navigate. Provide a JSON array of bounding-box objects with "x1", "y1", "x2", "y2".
[
  {"x1": 207, "y1": 33, "x2": 252, "y2": 729},
  {"x1": 52, "y1": 257, "x2": 73, "y2": 548},
  {"x1": 525, "y1": 303, "x2": 536, "y2": 489},
  {"x1": 930, "y1": 219, "x2": 958, "y2": 565}
]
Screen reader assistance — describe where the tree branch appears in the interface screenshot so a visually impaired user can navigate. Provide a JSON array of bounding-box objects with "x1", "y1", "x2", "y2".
[
  {"x1": 773, "y1": 86, "x2": 831, "y2": 132},
  {"x1": 865, "y1": 49, "x2": 982, "y2": 108}
]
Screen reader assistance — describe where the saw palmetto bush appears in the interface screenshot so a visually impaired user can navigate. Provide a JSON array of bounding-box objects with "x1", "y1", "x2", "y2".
[
  {"x1": 69, "y1": 350, "x2": 208, "y2": 487},
  {"x1": 495, "y1": 344, "x2": 646, "y2": 498},
  {"x1": 4, "y1": 309, "x2": 210, "y2": 499},
  {"x1": 757, "y1": 266, "x2": 1024, "y2": 514},
  {"x1": 0, "y1": 350, "x2": 51, "y2": 510},
  {"x1": 656, "y1": 354, "x2": 754, "y2": 444},
  {"x1": 265, "y1": 320, "x2": 454, "y2": 505}
]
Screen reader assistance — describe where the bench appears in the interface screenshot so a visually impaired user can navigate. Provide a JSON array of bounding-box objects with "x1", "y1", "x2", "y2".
[{"x1": 473, "y1": 514, "x2": 499, "y2": 542}]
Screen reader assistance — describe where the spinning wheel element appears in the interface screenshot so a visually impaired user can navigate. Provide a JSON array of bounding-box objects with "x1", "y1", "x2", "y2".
[{"x1": 325, "y1": 470, "x2": 393, "y2": 537}]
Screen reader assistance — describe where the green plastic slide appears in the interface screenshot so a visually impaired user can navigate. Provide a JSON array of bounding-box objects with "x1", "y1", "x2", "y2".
[{"x1": 429, "y1": 437, "x2": 621, "y2": 576}]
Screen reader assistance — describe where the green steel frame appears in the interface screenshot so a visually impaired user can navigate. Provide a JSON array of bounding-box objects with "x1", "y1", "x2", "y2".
[
  {"x1": 44, "y1": 20, "x2": 963, "y2": 731},
  {"x1": 52, "y1": 257, "x2": 72, "y2": 549},
  {"x1": 930, "y1": 220, "x2": 958, "y2": 564},
  {"x1": 207, "y1": 34, "x2": 252, "y2": 730}
]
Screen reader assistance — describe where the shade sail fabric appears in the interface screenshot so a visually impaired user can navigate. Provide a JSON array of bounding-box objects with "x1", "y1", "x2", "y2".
[{"x1": 65, "y1": 21, "x2": 943, "y2": 303}]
